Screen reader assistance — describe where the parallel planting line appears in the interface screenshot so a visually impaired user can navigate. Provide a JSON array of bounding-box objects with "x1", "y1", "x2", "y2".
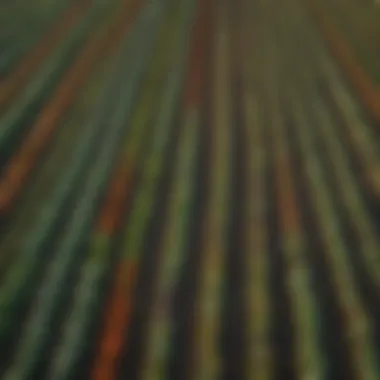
[
  {"x1": 0, "y1": 0, "x2": 142, "y2": 217},
  {"x1": 288, "y1": 84, "x2": 380, "y2": 380},
  {"x1": 300, "y1": 64, "x2": 380, "y2": 296},
  {"x1": 0, "y1": 0, "x2": 379, "y2": 378},
  {"x1": 238, "y1": 2, "x2": 273, "y2": 378},
  {"x1": 269, "y1": 23, "x2": 325, "y2": 378},
  {"x1": 292, "y1": 2, "x2": 380, "y2": 204},
  {"x1": 138, "y1": 0, "x2": 210, "y2": 377},
  {"x1": 0, "y1": 20, "x2": 144, "y2": 339},
  {"x1": 305, "y1": 0, "x2": 380, "y2": 121},
  {"x1": 0, "y1": 28, "x2": 134, "y2": 275},
  {"x1": 0, "y1": 1, "x2": 111, "y2": 163},
  {"x1": 0, "y1": 0, "x2": 90, "y2": 109},
  {"x1": 0, "y1": 0, "x2": 77, "y2": 77},
  {"x1": 242, "y1": 75, "x2": 273, "y2": 380},
  {"x1": 89, "y1": 2, "x2": 196, "y2": 378},
  {"x1": 44, "y1": 2, "x2": 191, "y2": 379},
  {"x1": 190, "y1": 2, "x2": 231, "y2": 378},
  {"x1": 1, "y1": 3, "x2": 164, "y2": 378}
]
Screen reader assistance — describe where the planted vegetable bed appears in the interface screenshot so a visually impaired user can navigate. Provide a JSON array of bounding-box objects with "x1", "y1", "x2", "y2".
[{"x1": 0, "y1": 0, "x2": 379, "y2": 379}]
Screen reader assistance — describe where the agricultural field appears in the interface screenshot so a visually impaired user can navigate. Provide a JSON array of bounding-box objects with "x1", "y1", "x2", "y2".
[{"x1": 0, "y1": 0, "x2": 379, "y2": 379}]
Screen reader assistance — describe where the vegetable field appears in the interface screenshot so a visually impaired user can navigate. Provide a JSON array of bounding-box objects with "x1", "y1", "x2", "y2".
[{"x1": 0, "y1": 0, "x2": 379, "y2": 379}]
